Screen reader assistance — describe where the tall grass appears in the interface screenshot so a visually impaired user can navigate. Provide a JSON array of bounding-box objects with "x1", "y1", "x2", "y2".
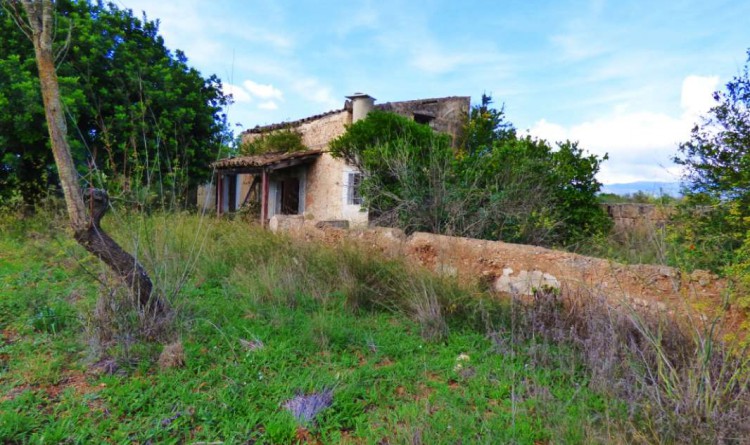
[
  {"x1": 103, "y1": 213, "x2": 750, "y2": 443},
  {"x1": 516, "y1": 287, "x2": 750, "y2": 444},
  {"x1": 105, "y1": 213, "x2": 748, "y2": 442},
  {"x1": 4, "y1": 209, "x2": 749, "y2": 443}
]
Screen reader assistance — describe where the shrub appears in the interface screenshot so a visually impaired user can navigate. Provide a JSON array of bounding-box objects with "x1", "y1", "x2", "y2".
[{"x1": 330, "y1": 103, "x2": 611, "y2": 247}]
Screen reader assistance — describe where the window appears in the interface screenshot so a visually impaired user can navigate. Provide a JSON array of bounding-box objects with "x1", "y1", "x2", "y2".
[
  {"x1": 413, "y1": 112, "x2": 434, "y2": 125},
  {"x1": 347, "y1": 172, "x2": 363, "y2": 205}
]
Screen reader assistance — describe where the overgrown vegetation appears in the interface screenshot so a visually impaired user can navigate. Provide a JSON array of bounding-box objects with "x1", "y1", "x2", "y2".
[
  {"x1": 670, "y1": 48, "x2": 750, "y2": 309},
  {"x1": 330, "y1": 95, "x2": 611, "y2": 247},
  {"x1": 0, "y1": 0, "x2": 231, "y2": 208},
  {"x1": 1, "y1": 212, "x2": 748, "y2": 444},
  {"x1": 239, "y1": 127, "x2": 307, "y2": 156}
]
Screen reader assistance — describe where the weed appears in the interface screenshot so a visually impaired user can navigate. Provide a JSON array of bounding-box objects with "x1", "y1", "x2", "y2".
[
  {"x1": 283, "y1": 389, "x2": 334, "y2": 424},
  {"x1": 406, "y1": 276, "x2": 448, "y2": 342}
]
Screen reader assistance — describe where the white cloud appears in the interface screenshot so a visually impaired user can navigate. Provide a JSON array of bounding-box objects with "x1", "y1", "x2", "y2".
[
  {"x1": 528, "y1": 75, "x2": 720, "y2": 184},
  {"x1": 550, "y1": 33, "x2": 609, "y2": 62},
  {"x1": 681, "y1": 75, "x2": 719, "y2": 118},
  {"x1": 243, "y1": 80, "x2": 284, "y2": 101},
  {"x1": 258, "y1": 101, "x2": 279, "y2": 110},
  {"x1": 412, "y1": 51, "x2": 475, "y2": 74},
  {"x1": 290, "y1": 78, "x2": 341, "y2": 110},
  {"x1": 224, "y1": 83, "x2": 252, "y2": 103}
]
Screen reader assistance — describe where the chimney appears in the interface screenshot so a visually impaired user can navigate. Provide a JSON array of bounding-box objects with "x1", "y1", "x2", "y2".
[{"x1": 346, "y1": 93, "x2": 375, "y2": 123}]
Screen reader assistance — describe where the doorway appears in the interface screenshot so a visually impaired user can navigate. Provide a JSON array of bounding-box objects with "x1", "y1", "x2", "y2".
[{"x1": 280, "y1": 177, "x2": 300, "y2": 214}]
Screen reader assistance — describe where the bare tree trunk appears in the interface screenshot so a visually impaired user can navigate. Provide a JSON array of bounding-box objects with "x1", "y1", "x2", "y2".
[{"x1": 15, "y1": 0, "x2": 162, "y2": 313}]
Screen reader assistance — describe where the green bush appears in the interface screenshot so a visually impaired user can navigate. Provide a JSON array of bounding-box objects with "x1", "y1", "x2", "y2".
[{"x1": 330, "y1": 100, "x2": 611, "y2": 247}]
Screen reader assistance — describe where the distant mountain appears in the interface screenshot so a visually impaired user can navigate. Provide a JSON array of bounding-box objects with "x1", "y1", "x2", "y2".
[{"x1": 600, "y1": 181, "x2": 682, "y2": 197}]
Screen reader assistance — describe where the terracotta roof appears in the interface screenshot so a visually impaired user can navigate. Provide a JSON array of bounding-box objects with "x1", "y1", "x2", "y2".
[
  {"x1": 239, "y1": 96, "x2": 470, "y2": 136},
  {"x1": 241, "y1": 107, "x2": 348, "y2": 135},
  {"x1": 212, "y1": 149, "x2": 323, "y2": 170}
]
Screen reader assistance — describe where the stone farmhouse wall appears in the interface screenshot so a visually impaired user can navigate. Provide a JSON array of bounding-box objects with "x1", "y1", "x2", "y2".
[{"x1": 602, "y1": 203, "x2": 674, "y2": 231}]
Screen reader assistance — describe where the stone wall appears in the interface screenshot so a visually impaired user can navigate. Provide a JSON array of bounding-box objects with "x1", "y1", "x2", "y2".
[
  {"x1": 378, "y1": 96, "x2": 470, "y2": 145},
  {"x1": 602, "y1": 203, "x2": 674, "y2": 231},
  {"x1": 304, "y1": 153, "x2": 368, "y2": 227},
  {"x1": 292, "y1": 110, "x2": 368, "y2": 226},
  {"x1": 297, "y1": 110, "x2": 351, "y2": 148},
  {"x1": 269, "y1": 215, "x2": 728, "y2": 321},
  {"x1": 197, "y1": 184, "x2": 215, "y2": 211}
]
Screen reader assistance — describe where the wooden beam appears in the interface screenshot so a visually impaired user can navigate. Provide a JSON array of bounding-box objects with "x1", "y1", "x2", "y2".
[
  {"x1": 213, "y1": 153, "x2": 321, "y2": 175},
  {"x1": 267, "y1": 154, "x2": 321, "y2": 171},
  {"x1": 241, "y1": 175, "x2": 260, "y2": 207},
  {"x1": 213, "y1": 166, "x2": 265, "y2": 175},
  {"x1": 261, "y1": 169, "x2": 269, "y2": 226},
  {"x1": 216, "y1": 173, "x2": 222, "y2": 217}
]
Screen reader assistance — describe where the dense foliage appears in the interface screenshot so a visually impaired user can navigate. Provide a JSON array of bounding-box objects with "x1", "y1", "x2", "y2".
[
  {"x1": 675, "y1": 51, "x2": 750, "y2": 205},
  {"x1": 0, "y1": 0, "x2": 231, "y2": 208},
  {"x1": 674, "y1": 49, "x2": 750, "y2": 305},
  {"x1": 330, "y1": 97, "x2": 610, "y2": 246}
]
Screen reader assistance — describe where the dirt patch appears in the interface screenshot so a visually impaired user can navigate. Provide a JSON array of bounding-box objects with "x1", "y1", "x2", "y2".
[
  {"x1": 375, "y1": 357, "x2": 394, "y2": 368},
  {"x1": 44, "y1": 372, "x2": 95, "y2": 399},
  {"x1": 1, "y1": 328, "x2": 19, "y2": 345},
  {"x1": 1, "y1": 384, "x2": 32, "y2": 402},
  {"x1": 3, "y1": 371, "x2": 97, "y2": 403}
]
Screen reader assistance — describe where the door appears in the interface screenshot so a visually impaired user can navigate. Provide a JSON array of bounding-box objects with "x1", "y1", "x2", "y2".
[
  {"x1": 227, "y1": 174, "x2": 238, "y2": 212},
  {"x1": 280, "y1": 177, "x2": 300, "y2": 214}
]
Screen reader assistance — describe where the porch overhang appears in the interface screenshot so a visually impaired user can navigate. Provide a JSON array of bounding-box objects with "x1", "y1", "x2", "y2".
[
  {"x1": 212, "y1": 149, "x2": 323, "y2": 174},
  {"x1": 212, "y1": 149, "x2": 322, "y2": 223}
]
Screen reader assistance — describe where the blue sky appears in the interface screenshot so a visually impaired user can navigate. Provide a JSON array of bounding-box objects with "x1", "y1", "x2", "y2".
[{"x1": 118, "y1": 0, "x2": 750, "y2": 184}]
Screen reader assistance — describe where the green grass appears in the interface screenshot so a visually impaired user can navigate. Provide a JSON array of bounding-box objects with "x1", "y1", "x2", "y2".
[{"x1": 0, "y1": 213, "x2": 628, "y2": 444}]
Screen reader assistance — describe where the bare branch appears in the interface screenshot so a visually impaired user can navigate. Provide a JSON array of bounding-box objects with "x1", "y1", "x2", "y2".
[{"x1": 1, "y1": 0, "x2": 33, "y2": 41}]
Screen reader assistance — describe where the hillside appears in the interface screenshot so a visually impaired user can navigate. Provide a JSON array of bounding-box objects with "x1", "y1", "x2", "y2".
[{"x1": 600, "y1": 181, "x2": 681, "y2": 196}]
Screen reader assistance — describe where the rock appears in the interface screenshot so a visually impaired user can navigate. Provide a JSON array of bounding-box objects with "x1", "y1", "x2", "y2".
[
  {"x1": 269, "y1": 214, "x2": 305, "y2": 233},
  {"x1": 494, "y1": 269, "x2": 560, "y2": 295}
]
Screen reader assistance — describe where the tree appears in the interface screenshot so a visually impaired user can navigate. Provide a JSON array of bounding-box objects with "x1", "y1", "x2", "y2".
[
  {"x1": 330, "y1": 101, "x2": 610, "y2": 246},
  {"x1": 330, "y1": 110, "x2": 452, "y2": 231},
  {"x1": 672, "y1": 49, "x2": 750, "y2": 277},
  {"x1": 458, "y1": 93, "x2": 516, "y2": 154},
  {"x1": 675, "y1": 50, "x2": 750, "y2": 205},
  {"x1": 0, "y1": 0, "x2": 230, "y2": 207},
  {"x1": 6, "y1": 0, "x2": 162, "y2": 312}
]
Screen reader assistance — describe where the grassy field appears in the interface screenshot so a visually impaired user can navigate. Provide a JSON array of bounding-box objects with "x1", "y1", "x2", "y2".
[{"x1": 1, "y1": 213, "x2": 747, "y2": 444}]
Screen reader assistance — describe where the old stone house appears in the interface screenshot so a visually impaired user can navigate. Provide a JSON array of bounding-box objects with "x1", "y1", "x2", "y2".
[{"x1": 206, "y1": 93, "x2": 470, "y2": 227}]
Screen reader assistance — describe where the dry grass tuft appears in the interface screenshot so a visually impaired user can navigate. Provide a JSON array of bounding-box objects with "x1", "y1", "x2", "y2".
[{"x1": 158, "y1": 341, "x2": 185, "y2": 370}]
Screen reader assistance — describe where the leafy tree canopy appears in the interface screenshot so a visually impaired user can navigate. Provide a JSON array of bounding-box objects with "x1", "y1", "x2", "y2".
[
  {"x1": 330, "y1": 99, "x2": 610, "y2": 246},
  {"x1": 458, "y1": 93, "x2": 516, "y2": 154},
  {"x1": 672, "y1": 49, "x2": 750, "y2": 282},
  {"x1": 0, "y1": 0, "x2": 231, "y2": 208},
  {"x1": 675, "y1": 49, "x2": 750, "y2": 206}
]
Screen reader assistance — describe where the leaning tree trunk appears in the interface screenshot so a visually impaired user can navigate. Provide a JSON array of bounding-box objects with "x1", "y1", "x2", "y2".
[{"x1": 17, "y1": 0, "x2": 162, "y2": 313}]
